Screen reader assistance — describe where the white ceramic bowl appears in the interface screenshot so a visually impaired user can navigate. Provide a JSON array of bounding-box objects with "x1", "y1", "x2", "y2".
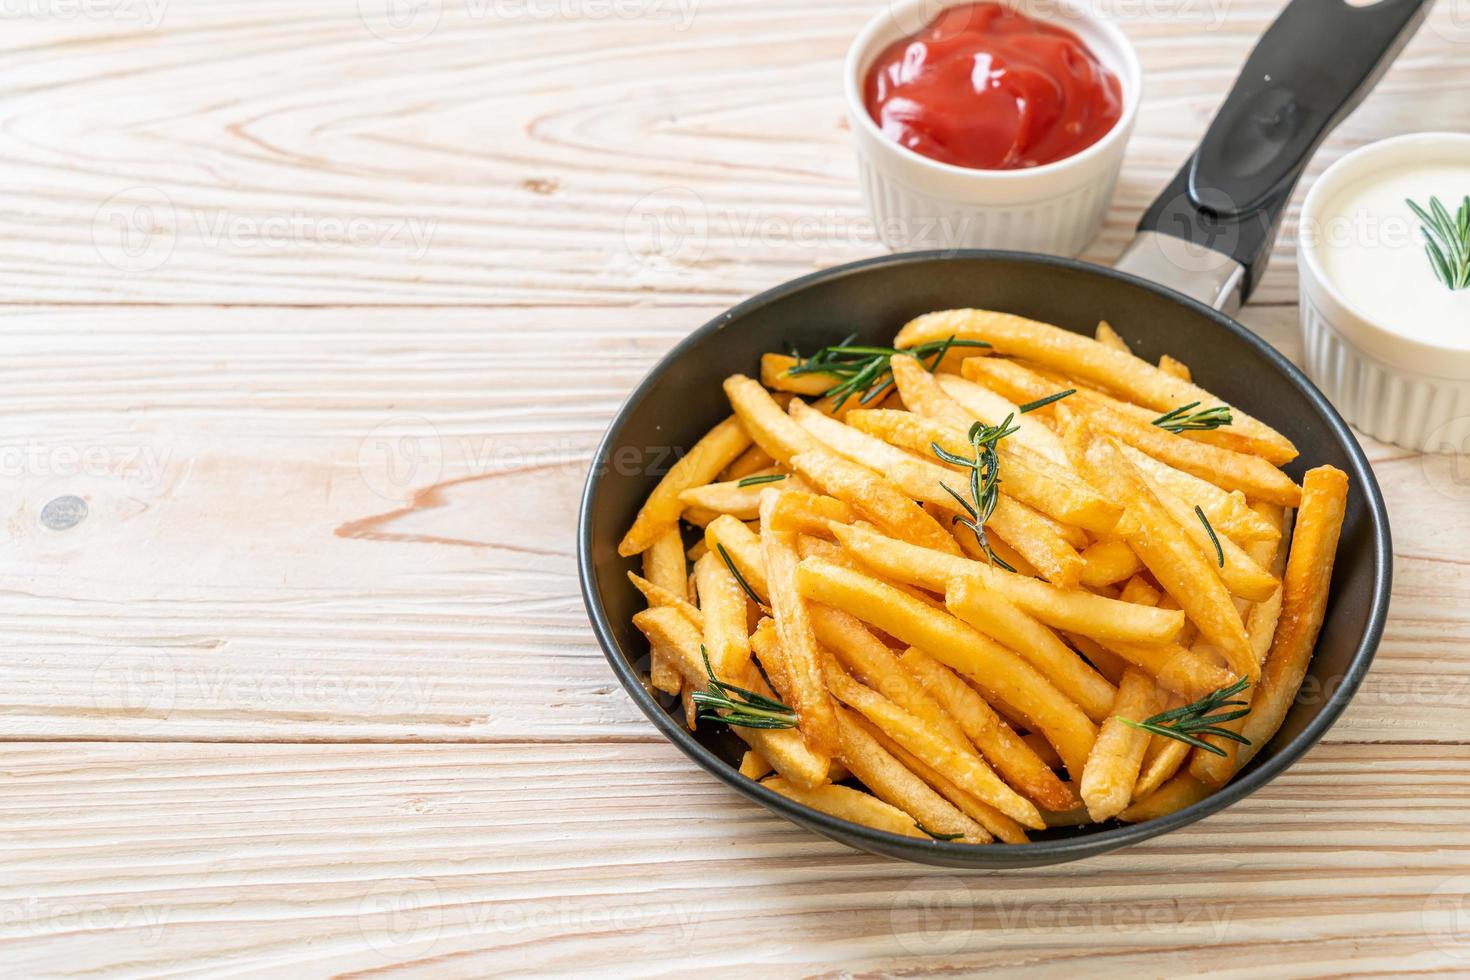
[
  {"x1": 1298, "y1": 133, "x2": 1470, "y2": 453},
  {"x1": 844, "y1": 0, "x2": 1141, "y2": 256}
]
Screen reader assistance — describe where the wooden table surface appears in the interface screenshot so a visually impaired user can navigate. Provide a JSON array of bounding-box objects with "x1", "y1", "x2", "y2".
[{"x1": 3, "y1": 0, "x2": 1469, "y2": 975}]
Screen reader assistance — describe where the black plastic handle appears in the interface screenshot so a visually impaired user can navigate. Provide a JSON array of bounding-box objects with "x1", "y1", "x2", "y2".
[{"x1": 1136, "y1": 0, "x2": 1431, "y2": 303}]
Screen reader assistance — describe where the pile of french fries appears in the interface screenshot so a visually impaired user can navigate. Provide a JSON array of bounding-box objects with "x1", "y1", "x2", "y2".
[{"x1": 620, "y1": 308, "x2": 1350, "y2": 843}]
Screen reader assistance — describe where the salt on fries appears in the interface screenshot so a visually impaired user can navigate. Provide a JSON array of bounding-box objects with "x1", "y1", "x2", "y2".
[{"x1": 623, "y1": 309, "x2": 1349, "y2": 843}]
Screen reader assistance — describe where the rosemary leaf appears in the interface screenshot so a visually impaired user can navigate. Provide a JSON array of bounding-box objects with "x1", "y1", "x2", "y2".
[{"x1": 1195, "y1": 505, "x2": 1224, "y2": 567}]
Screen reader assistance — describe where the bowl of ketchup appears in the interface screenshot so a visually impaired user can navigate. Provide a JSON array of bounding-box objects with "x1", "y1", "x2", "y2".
[{"x1": 845, "y1": 0, "x2": 1140, "y2": 255}]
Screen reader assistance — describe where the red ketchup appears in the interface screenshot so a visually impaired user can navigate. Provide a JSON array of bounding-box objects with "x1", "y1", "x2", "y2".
[{"x1": 864, "y1": 3, "x2": 1123, "y2": 170}]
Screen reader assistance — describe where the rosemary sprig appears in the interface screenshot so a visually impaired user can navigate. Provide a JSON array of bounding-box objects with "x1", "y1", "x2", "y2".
[
  {"x1": 736, "y1": 473, "x2": 786, "y2": 488},
  {"x1": 915, "y1": 822, "x2": 965, "y2": 841},
  {"x1": 1195, "y1": 505, "x2": 1224, "y2": 567},
  {"x1": 931, "y1": 415, "x2": 1020, "y2": 571},
  {"x1": 1407, "y1": 195, "x2": 1470, "y2": 291},
  {"x1": 716, "y1": 543, "x2": 763, "y2": 607},
  {"x1": 1152, "y1": 401, "x2": 1233, "y2": 432},
  {"x1": 1017, "y1": 389, "x2": 1075, "y2": 414},
  {"x1": 786, "y1": 334, "x2": 991, "y2": 408},
  {"x1": 1120, "y1": 676, "x2": 1251, "y2": 756},
  {"x1": 691, "y1": 647, "x2": 798, "y2": 730}
]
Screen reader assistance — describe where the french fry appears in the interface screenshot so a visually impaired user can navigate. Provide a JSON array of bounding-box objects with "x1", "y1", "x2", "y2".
[
  {"x1": 1159, "y1": 354, "x2": 1191, "y2": 382},
  {"x1": 760, "y1": 492, "x2": 840, "y2": 756},
  {"x1": 761, "y1": 776, "x2": 928, "y2": 837},
  {"x1": 889, "y1": 353, "x2": 1068, "y2": 464},
  {"x1": 1066, "y1": 425, "x2": 1255, "y2": 680},
  {"x1": 935, "y1": 373, "x2": 1069, "y2": 464},
  {"x1": 740, "y1": 750, "x2": 773, "y2": 779},
  {"x1": 764, "y1": 488, "x2": 859, "y2": 536},
  {"x1": 722, "y1": 444, "x2": 777, "y2": 481},
  {"x1": 1069, "y1": 630, "x2": 1238, "y2": 702},
  {"x1": 633, "y1": 606, "x2": 829, "y2": 788},
  {"x1": 795, "y1": 556, "x2": 1097, "y2": 777},
  {"x1": 822, "y1": 664, "x2": 1044, "y2": 828},
  {"x1": 642, "y1": 528, "x2": 692, "y2": 694},
  {"x1": 761, "y1": 353, "x2": 838, "y2": 396},
  {"x1": 693, "y1": 550, "x2": 753, "y2": 677},
  {"x1": 854, "y1": 714, "x2": 1029, "y2": 843},
  {"x1": 1238, "y1": 467, "x2": 1349, "y2": 768},
  {"x1": 619, "y1": 415, "x2": 752, "y2": 556},
  {"x1": 829, "y1": 521, "x2": 1185, "y2": 645},
  {"x1": 985, "y1": 495, "x2": 1084, "y2": 587},
  {"x1": 1119, "y1": 774, "x2": 1212, "y2": 822},
  {"x1": 1079, "y1": 539, "x2": 1144, "y2": 588},
  {"x1": 1080, "y1": 668, "x2": 1159, "y2": 821},
  {"x1": 944, "y1": 576, "x2": 1116, "y2": 722},
  {"x1": 1133, "y1": 698, "x2": 1192, "y2": 801},
  {"x1": 846, "y1": 408, "x2": 1124, "y2": 534},
  {"x1": 723, "y1": 375, "x2": 818, "y2": 465},
  {"x1": 628, "y1": 571, "x2": 703, "y2": 629},
  {"x1": 1189, "y1": 503, "x2": 1290, "y2": 787},
  {"x1": 789, "y1": 448, "x2": 961, "y2": 555},
  {"x1": 679, "y1": 471, "x2": 808, "y2": 521},
  {"x1": 1138, "y1": 471, "x2": 1279, "y2": 602},
  {"x1": 896, "y1": 309, "x2": 1298, "y2": 464},
  {"x1": 703, "y1": 515, "x2": 769, "y2": 600},
  {"x1": 1119, "y1": 444, "x2": 1279, "y2": 545},
  {"x1": 1095, "y1": 320, "x2": 1129, "y2": 353},
  {"x1": 900, "y1": 647, "x2": 1077, "y2": 811}
]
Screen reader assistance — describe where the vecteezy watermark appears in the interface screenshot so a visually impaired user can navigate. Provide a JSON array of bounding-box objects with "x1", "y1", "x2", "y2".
[
  {"x1": 0, "y1": 440, "x2": 172, "y2": 489},
  {"x1": 92, "y1": 186, "x2": 438, "y2": 273},
  {"x1": 885, "y1": 0, "x2": 1229, "y2": 37},
  {"x1": 358, "y1": 879, "x2": 445, "y2": 958},
  {"x1": 0, "y1": 0, "x2": 168, "y2": 30},
  {"x1": 1424, "y1": 876, "x2": 1470, "y2": 961},
  {"x1": 358, "y1": 0, "x2": 697, "y2": 42},
  {"x1": 1428, "y1": 0, "x2": 1470, "y2": 43},
  {"x1": 1420, "y1": 416, "x2": 1470, "y2": 501},
  {"x1": 0, "y1": 898, "x2": 172, "y2": 943},
  {"x1": 889, "y1": 874, "x2": 1237, "y2": 954},
  {"x1": 91, "y1": 648, "x2": 178, "y2": 733}
]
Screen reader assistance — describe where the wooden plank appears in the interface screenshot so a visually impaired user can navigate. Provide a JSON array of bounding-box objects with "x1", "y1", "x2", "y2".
[
  {"x1": 0, "y1": 741, "x2": 1467, "y2": 977},
  {"x1": 0, "y1": 305, "x2": 1462, "y2": 743},
  {"x1": 0, "y1": 0, "x2": 1464, "y2": 309}
]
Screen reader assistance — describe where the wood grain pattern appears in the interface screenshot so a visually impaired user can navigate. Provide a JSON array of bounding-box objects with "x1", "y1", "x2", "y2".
[{"x1": 1, "y1": 0, "x2": 1468, "y2": 973}]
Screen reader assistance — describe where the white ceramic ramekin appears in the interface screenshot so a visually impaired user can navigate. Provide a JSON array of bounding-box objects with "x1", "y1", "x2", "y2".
[
  {"x1": 844, "y1": 0, "x2": 1141, "y2": 256},
  {"x1": 1298, "y1": 133, "x2": 1470, "y2": 453}
]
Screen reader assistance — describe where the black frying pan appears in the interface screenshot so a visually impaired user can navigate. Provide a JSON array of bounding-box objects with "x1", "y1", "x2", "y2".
[{"x1": 578, "y1": 0, "x2": 1415, "y2": 868}]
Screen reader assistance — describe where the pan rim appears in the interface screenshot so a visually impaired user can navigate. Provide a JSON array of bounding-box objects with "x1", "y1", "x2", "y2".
[{"x1": 577, "y1": 248, "x2": 1392, "y2": 866}]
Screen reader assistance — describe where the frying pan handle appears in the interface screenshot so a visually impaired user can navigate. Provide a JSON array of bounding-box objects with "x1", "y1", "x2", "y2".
[{"x1": 1120, "y1": 0, "x2": 1431, "y2": 312}]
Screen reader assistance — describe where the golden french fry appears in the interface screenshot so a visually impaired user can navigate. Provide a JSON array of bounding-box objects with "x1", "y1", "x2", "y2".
[
  {"x1": 1069, "y1": 631, "x2": 1238, "y2": 702},
  {"x1": 935, "y1": 373, "x2": 1070, "y2": 463},
  {"x1": 896, "y1": 309, "x2": 1298, "y2": 465},
  {"x1": 1238, "y1": 467, "x2": 1349, "y2": 769},
  {"x1": 679, "y1": 471, "x2": 808, "y2": 521},
  {"x1": 761, "y1": 353, "x2": 837, "y2": 396},
  {"x1": 724, "y1": 375, "x2": 818, "y2": 465},
  {"x1": 764, "y1": 488, "x2": 859, "y2": 537},
  {"x1": 760, "y1": 492, "x2": 840, "y2": 757},
  {"x1": 1159, "y1": 354, "x2": 1191, "y2": 382},
  {"x1": 1133, "y1": 705, "x2": 1192, "y2": 801},
  {"x1": 830, "y1": 704, "x2": 990, "y2": 842},
  {"x1": 889, "y1": 353, "x2": 1067, "y2": 465},
  {"x1": 789, "y1": 448, "x2": 960, "y2": 555},
  {"x1": 693, "y1": 551, "x2": 753, "y2": 677},
  {"x1": 723, "y1": 445, "x2": 777, "y2": 481},
  {"x1": 739, "y1": 749, "x2": 773, "y2": 779},
  {"x1": 1119, "y1": 774, "x2": 1212, "y2": 822},
  {"x1": 943, "y1": 576, "x2": 1115, "y2": 722},
  {"x1": 853, "y1": 713, "x2": 1028, "y2": 843},
  {"x1": 1080, "y1": 668, "x2": 1159, "y2": 821},
  {"x1": 633, "y1": 606, "x2": 828, "y2": 788},
  {"x1": 985, "y1": 494, "x2": 1084, "y2": 587},
  {"x1": 1094, "y1": 320, "x2": 1129, "y2": 353},
  {"x1": 795, "y1": 556, "x2": 1097, "y2": 778},
  {"x1": 703, "y1": 515, "x2": 769, "y2": 600},
  {"x1": 619, "y1": 415, "x2": 752, "y2": 556},
  {"x1": 1066, "y1": 425, "x2": 1255, "y2": 680},
  {"x1": 846, "y1": 408, "x2": 1124, "y2": 534},
  {"x1": 822, "y1": 664, "x2": 1044, "y2": 828},
  {"x1": 900, "y1": 647, "x2": 1077, "y2": 811},
  {"x1": 762, "y1": 776, "x2": 929, "y2": 837},
  {"x1": 829, "y1": 521, "x2": 1185, "y2": 645},
  {"x1": 1190, "y1": 503, "x2": 1290, "y2": 787},
  {"x1": 628, "y1": 571, "x2": 703, "y2": 628},
  {"x1": 1118, "y1": 444, "x2": 1279, "y2": 545},
  {"x1": 1079, "y1": 539, "x2": 1143, "y2": 589},
  {"x1": 1137, "y1": 470, "x2": 1279, "y2": 602},
  {"x1": 641, "y1": 527, "x2": 692, "y2": 694}
]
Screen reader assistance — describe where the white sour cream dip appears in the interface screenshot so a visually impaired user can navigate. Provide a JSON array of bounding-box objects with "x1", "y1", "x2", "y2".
[{"x1": 1311, "y1": 160, "x2": 1470, "y2": 350}]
